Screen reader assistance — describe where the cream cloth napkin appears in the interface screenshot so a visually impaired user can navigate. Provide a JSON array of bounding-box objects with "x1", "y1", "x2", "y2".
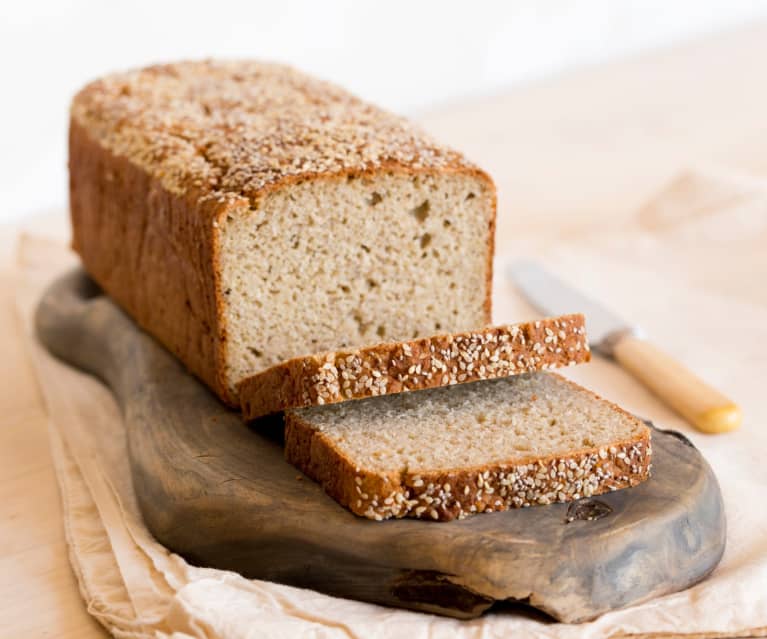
[{"x1": 15, "y1": 170, "x2": 767, "y2": 639}]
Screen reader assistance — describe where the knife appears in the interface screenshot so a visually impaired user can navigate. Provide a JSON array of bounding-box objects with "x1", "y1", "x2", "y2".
[{"x1": 507, "y1": 260, "x2": 741, "y2": 434}]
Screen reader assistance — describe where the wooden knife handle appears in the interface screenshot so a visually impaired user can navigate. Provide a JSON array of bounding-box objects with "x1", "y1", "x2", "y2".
[{"x1": 612, "y1": 335, "x2": 741, "y2": 434}]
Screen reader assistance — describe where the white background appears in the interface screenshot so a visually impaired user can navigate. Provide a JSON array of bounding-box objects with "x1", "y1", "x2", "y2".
[{"x1": 1, "y1": 0, "x2": 766, "y2": 224}]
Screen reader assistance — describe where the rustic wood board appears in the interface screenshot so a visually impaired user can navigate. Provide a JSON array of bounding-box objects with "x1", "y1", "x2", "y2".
[{"x1": 35, "y1": 269, "x2": 726, "y2": 623}]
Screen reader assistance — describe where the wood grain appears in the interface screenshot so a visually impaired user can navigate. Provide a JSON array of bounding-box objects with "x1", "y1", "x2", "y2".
[{"x1": 34, "y1": 269, "x2": 727, "y2": 623}]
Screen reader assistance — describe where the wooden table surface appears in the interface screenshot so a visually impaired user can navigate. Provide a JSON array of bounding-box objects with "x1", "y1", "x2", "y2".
[{"x1": 3, "y1": 22, "x2": 767, "y2": 638}]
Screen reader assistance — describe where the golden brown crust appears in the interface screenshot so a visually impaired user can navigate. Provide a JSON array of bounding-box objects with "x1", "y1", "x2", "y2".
[
  {"x1": 70, "y1": 60, "x2": 492, "y2": 207},
  {"x1": 239, "y1": 314, "x2": 590, "y2": 419},
  {"x1": 284, "y1": 373, "x2": 652, "y2": 522},
  {"x1": 484, "y1": 187, "x2": 497, "y2": 323},
  {"x1": 69, "y1": 61, "x2": 497, "y2": 405},
  {"x1": 69, "y1": 119, "x2": 235, "y2": 403}
]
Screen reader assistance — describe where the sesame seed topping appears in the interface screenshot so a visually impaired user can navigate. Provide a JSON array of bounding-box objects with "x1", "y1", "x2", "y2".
[
  {"x1": 73, "y1": 61, "x2": 478, "y2": 203},
  {"x1": 242, "y1": 313, "x2": 591, "y2": 419}
]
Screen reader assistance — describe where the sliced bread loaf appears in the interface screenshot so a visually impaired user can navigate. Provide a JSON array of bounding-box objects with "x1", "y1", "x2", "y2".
[
  {"x1": 239, "y1": 314, "x2": 589, "y2": 419},
  {"x1": 286, "y1": 372, "x2": 651, "y2": 521},
  {"x1": 69, "y1": 61, "x2": 496, "y2": 406}
]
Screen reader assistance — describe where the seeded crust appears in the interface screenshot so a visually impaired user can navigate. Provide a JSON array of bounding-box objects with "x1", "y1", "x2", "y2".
[
  {"x1": 69, "y1": 61, "x2": 496, "y2": 405},
  {"x1": 71, "y1": 60, "x2": 491, "y2": 203},
  {"x1": 239, "y1": 314, "x2": 589, "y2": 419},
  {"x1": 285, "y1": 373, "x2": 652, "y2": 522}
]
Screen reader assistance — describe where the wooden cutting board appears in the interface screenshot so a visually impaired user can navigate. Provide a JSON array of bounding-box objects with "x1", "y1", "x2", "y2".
[{"x1": 35, "y1": 269, "x2": 726, "y2": 623}]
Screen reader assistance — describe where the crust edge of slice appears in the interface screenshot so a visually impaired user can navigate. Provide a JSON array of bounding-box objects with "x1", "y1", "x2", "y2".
[
  {"x1": 240, "y1": 314, "x2": 590, "y2": 420},
  {"x1": 285, "y1": 372, "x2": 651, "y2": 522}
]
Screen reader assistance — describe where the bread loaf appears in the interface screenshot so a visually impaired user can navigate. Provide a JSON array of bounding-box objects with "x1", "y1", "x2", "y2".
[
  {"x1": 239, "y1": 314, "x2": 589, "y2": 419},
  {"x1": 69, "y1": 61, "x2": 496, "y2": 405},
  {"x1": 286, "y1": 372, "x2": 651, "y2": 521}
]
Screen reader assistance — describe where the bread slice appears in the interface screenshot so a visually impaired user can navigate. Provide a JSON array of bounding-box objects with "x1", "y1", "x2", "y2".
[
  {"x1": 239, "y1": 314, "x2": 589, "y2": 419},
  {"x1": 286, "y1": 372, "x2": 651, "y2": 521},
  {"x1": 69, "y1": 61, "x2": 496, "y2": 406}
]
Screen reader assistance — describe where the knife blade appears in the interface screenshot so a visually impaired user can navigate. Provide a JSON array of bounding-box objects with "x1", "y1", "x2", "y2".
[
  {"x1": 506, "y1": 260, "x2": 639, "y2": 355},
  {"x1": 506, "y1": 260, "x2": 741, "y2": 434}
]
